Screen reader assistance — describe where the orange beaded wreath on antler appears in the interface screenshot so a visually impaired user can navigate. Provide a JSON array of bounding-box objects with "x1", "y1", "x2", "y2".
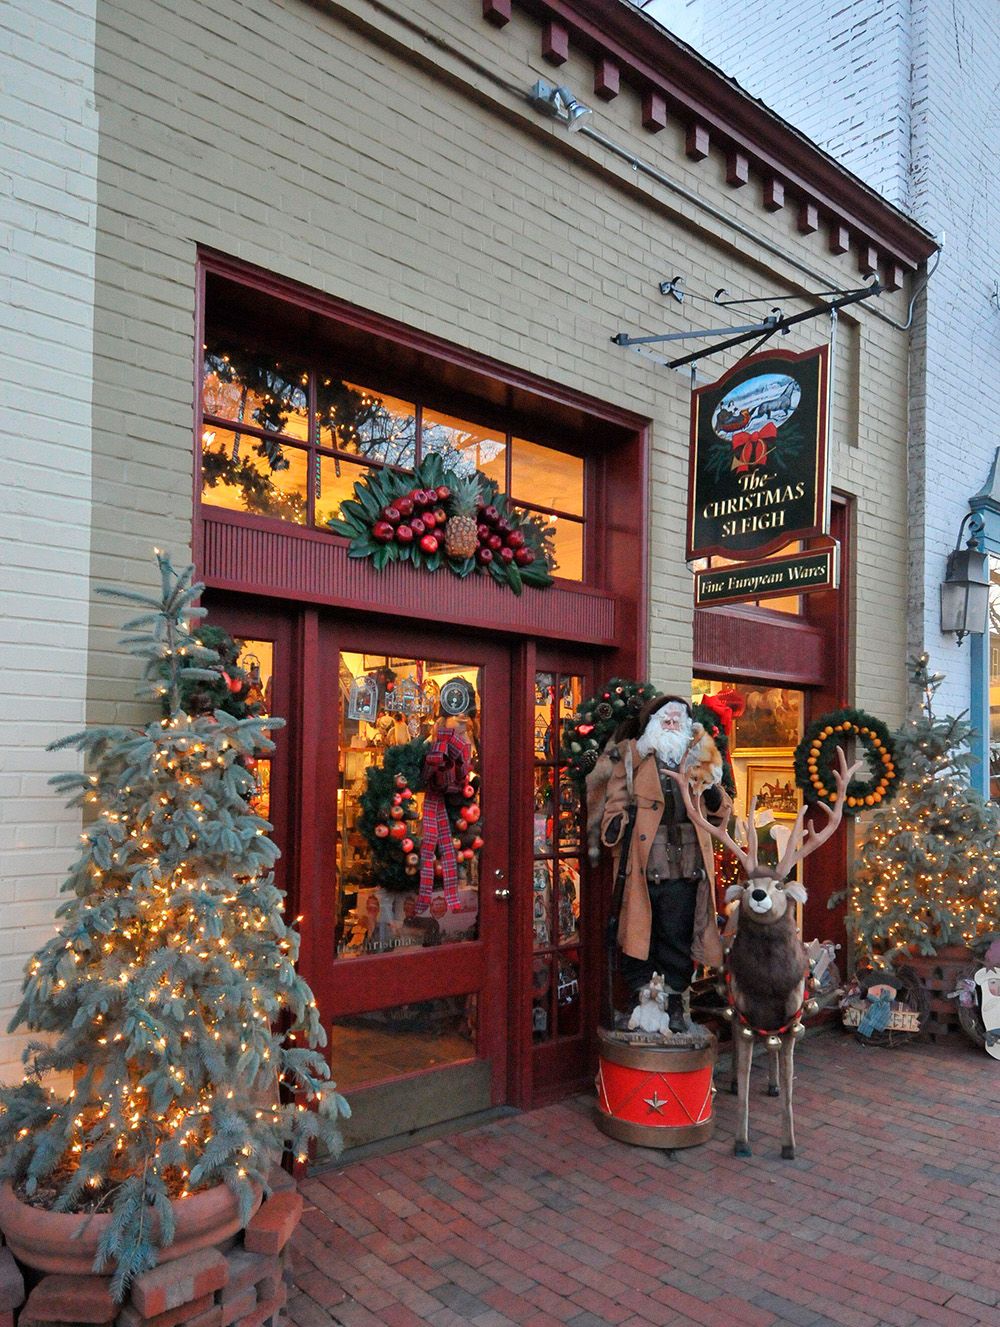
[{"x1": 794, "y1": 707, "x2": 900, "y2": 815}]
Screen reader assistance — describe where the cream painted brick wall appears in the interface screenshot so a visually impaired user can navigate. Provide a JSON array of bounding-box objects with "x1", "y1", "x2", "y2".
[
  {"x1": 83, "y1": 0, "x2": 913, "y2": 727},
  {"x1": 0, "y1": 0, "x2": 98, "y2": 1082},
  {"x1": 669, "y1": 0, "x2": 1000, "y2": 725},
  {"x1": 0, "y1": 0, "x2": 916, "y2": 1076}
]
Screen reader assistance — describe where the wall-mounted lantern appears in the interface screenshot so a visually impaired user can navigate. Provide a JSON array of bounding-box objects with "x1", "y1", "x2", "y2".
[{"x1": 940, "y1": 513, "x2": 989, "y2": 645}]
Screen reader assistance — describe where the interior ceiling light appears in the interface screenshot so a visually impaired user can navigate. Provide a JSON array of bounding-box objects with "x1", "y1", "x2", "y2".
[{"x1": 529, "y1": 79, "x2": 593, "y2": 131}]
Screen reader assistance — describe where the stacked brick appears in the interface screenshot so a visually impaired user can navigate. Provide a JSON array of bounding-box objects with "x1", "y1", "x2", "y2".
[{"x1": 3, "y1": 1187, "x2": 302, "y2": 1327}]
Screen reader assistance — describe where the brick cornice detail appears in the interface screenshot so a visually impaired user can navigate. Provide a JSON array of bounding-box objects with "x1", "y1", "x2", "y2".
[{"x1": 497, "y1": 0, "x2": 935, "y2": 271}]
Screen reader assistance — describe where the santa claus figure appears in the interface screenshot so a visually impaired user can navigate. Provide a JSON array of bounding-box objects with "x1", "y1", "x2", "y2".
[{"x1": 602, "y1": 696, "x2": 731, "y2": 1032}]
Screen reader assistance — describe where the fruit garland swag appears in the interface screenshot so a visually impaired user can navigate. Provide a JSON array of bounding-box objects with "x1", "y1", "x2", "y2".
[
  {"x1": 359, "y1": 737, "x2": 484, "y2": 894},
  {"x1": 794, "y1": 707, "x2": 899, "y2": 814},
  {"x1": 328, "y1": 452, "x2": 554, "y2": 595}
]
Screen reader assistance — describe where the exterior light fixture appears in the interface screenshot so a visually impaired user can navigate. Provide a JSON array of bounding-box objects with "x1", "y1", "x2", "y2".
[
  {"x1": 940, "y1": 512, "x2": 989, "y2": 645},
  {"x1": 529, "y1": 79, "x2": 593, "y2": 131}
]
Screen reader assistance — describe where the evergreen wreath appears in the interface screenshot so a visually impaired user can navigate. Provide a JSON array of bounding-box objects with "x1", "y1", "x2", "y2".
[
  {"x1": 794, "y1": 707, "x2": 899, "y2": 814},
  {"x1": 560, "y1": 679, "x2": 659, "y2": 788},
  {"x1": 560, "y1": 679, "x2": 737, "y2": 797},
  {"x1": 357, "y1": 737, "x2": 483, "y2": 893}
]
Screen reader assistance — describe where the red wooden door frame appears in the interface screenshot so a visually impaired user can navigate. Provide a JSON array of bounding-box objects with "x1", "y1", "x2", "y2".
[{"x1": 307, "y1": 615, "x2": 514, "y2": 1105}]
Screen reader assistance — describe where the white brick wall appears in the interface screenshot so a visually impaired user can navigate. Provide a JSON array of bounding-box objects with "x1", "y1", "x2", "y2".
[
  {"x1": 0, "y1": 1, "x2": 98, "y2": 1083},
  {"x1": 661, "y1": 0, "x2": 1000, "y2": 724}
]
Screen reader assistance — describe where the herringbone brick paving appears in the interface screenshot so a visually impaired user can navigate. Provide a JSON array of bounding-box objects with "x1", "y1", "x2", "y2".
[{"x1": 288, "y1": 1032, "x2": 998, "y2": 1327}]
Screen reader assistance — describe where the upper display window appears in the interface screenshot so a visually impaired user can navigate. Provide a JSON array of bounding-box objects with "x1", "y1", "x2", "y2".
[{"x1": 199, "y1": 337, "x2": 587, "y2": 581}]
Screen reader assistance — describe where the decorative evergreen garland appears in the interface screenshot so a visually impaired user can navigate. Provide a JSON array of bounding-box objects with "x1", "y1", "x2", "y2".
[
  {"x1": 560, "y1": 679, "x2": 737, "y2": 797},
  {"x1": 357, "y1": 737, "x2": 483, "y2": 892},
  {"x1": 328, "y1": 453, "x2": 554, "y2": 594},
  {"x1": 794, "y1": 707, "x2": 899, "y2": 814},
  {"x1": 560, "y1": 679, "x2": 659, "y2": 787}
]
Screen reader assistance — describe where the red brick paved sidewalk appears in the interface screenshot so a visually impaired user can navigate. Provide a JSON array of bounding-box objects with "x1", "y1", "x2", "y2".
[{"x1": 287, "y1": 1032, "x2": 999, "y2": 1327}]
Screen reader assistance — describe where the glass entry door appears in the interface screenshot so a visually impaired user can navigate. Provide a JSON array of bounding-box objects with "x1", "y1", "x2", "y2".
[{"x1": 309, "y1": 620, "x2": 512, "y2": 1149}]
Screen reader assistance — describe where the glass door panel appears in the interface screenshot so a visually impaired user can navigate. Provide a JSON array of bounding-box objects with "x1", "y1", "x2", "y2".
[
  {"x1": 334, "y1": 651, "x2": 482, "y2": 964},
  {"x1": 530, "y1": 670, "x2": 585, "y2": 1044}
]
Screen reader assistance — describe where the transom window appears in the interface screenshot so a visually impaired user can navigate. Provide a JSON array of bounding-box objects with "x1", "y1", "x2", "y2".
[{"x1": 199, "y1": 342, "x2": 586, "y2": 580}]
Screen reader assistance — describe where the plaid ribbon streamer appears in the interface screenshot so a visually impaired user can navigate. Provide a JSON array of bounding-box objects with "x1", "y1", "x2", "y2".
[
  {"x1": 417, "y1": 734, "x2": 469, "y2": 913},
  {"x1": 417, "y1": 792, "x2": 461, "y2": 911}
]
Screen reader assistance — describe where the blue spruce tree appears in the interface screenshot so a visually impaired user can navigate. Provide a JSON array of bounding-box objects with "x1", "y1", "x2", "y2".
[{"x1": 0, "y1": 555, "x2": 348, "y2": 1298}]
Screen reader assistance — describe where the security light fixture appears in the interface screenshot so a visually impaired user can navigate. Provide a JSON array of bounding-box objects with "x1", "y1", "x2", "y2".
[
  {"x1": 940, "y1": 512, "x2": 989, "y2": 645},
  {"x1": 529, "y1": 80, "x2": 593, "y2": 131}
]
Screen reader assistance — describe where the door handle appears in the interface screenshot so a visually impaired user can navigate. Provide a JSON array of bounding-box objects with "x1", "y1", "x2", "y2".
[
  {"x1": 494, "y1": 868, "x2": 506, "y2": 881},
  {"x1": 494, "y1": 887, "x2": 511, "y2": 900}
]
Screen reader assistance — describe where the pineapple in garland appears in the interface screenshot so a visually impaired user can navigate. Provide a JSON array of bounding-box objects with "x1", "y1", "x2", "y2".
[{"x1": 444, "y1": 473, "x2": 481, "y2": 560}]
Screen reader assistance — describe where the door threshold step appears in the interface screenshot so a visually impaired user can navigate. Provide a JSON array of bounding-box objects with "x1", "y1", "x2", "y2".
[{"x1": 314, "y1": 1104, "x2": 521, "y2": 1171}]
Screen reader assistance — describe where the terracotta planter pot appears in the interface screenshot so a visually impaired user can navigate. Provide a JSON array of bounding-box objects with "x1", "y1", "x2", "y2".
[{"x1": 0, "y1": 1180, "x2": 262, "y2": 1275}]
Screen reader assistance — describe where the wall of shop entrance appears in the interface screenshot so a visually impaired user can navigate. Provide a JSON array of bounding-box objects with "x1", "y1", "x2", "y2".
[{"x1": 693, "y1": 499, "x2": 852, "y2": 942}]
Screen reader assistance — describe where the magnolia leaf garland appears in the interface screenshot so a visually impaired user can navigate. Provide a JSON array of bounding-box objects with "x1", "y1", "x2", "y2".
[
  {"x1": 328, "y1": 452, "x2": 554, "y2": 595},
  {"x1": 794, "y1": 707, "x2": 900, "y2": 814}
]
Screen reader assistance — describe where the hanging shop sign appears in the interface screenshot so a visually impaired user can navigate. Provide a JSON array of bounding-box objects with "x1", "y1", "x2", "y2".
[
  {"x1": 694, "y1": 542, "x2": 840, "y2": 608},
  {"x1": 687, "y1": 345, "x2": 830, "y2": 561}
]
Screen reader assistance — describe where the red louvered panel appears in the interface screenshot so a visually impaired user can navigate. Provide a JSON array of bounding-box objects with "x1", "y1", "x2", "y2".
[
  {"x1": 200, "y1": 513, "x2": 618, "y2": 646},
  {"x1": 693, "y1": 607, "x2": 830, "y2": 687}
]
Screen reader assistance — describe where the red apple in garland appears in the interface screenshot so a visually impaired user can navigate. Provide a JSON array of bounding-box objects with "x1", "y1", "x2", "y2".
[
  {"x1": 463, "y1": 804, "x2": 481, "y2": 823},
  {"x1": 419, "y1": 534, "x2": 439, "y2": 554},
  {"x1": 396, "y1": 524, "x2": 414, "y2": 543},
  {"x1": 499, "y1": 547, "x2": 514, "y2": 563},
  {"x1": 374, "y1": 824, "x2": 389, "y2": 838},
  {"x1": 436, "y1": 485, "x2": 451, "y2": 500},
  {"x1": 389, "y1": 806, "x2": 404, "y2": 820},
  {"x1": 389, "y1": 823, "x2": 407, "y2": 840},
  {"x1": 411, "y1": 517, "x2": 426, "y2": 536},
  {"x1": 396, "y1": 495, "x2": 413, "y2": 517},
  {"x1": 477, "y1": 547, "x2": 493, "y2": 564},
  {"x1": 514, "y1": 547, "x2": 534, "y2": 566},
  {"x1": 401, "y1": 837, "x2": 414, "y2": 853},
  {"x1": 382, "y1": 505, "x2": 401, "y2": 523},
  {"x1": 372, "y1": 521, "x2": 395, "y2": 542},
  {"x1": 506, "y1": 530, "x2": 525, "y2": 549}
]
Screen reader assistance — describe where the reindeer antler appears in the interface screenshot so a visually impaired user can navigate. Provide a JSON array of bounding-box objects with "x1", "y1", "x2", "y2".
[
  {"x1": 664, "y1": 769, "x2": 758, "y2": 875},
  {"x1": 775, "y1": 746, "x2": 863, "y2": 879}
]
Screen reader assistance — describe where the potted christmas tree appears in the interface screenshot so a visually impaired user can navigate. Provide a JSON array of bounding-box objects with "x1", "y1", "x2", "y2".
[
  {"x1": 0, "y1": 555, "x2": 347, "y2": 1300},
  {"x1": 841, "y1": 654, "x2": 1000, "y2": 1037}
]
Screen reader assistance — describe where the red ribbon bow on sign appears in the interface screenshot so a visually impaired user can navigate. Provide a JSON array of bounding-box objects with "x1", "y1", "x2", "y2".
[{"x1": 730, "y1": 420, "x2": 778, "y2": 472}]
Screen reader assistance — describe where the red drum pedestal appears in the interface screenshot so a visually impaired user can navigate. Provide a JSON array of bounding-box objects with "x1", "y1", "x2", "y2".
[{"x1": 594, "y1": 1028, "x2": 716, "y2": 1148}]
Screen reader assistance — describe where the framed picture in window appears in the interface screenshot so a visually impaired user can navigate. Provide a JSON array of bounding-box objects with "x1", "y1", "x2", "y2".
[
  {"x1": 746, "y1": 765, "x2": 800, "y2": 820},
  {"x1": 730, "y1": 684, "x2": 803, "y2": 755}
]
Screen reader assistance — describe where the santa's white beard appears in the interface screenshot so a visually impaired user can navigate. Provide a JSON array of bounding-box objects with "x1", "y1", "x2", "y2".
[{"x1": 637, "y1": 719, "x2": 692, "y2": 767}]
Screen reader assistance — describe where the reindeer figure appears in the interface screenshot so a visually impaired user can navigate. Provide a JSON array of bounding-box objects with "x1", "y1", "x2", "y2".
[{"x1": 668, "y1": 748, "x2": 860, "y2": 1159}]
